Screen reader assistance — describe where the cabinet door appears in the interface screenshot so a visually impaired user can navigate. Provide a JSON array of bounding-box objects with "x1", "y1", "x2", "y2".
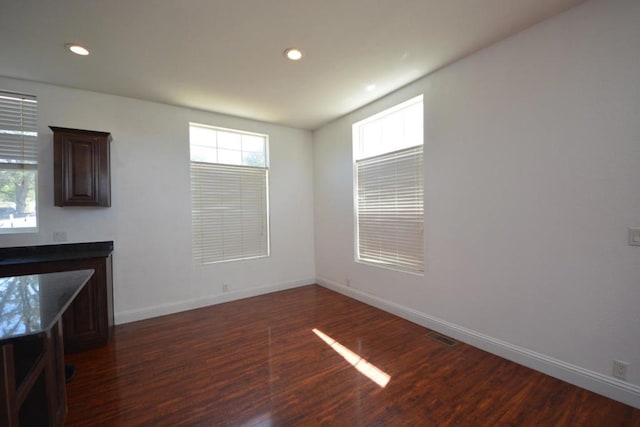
[
  {"x1": 54, "y1": 134, "x2": 110, "y2": 206},
  {"x1": 60, "y1": 259, "x2": 109, "y2": 352},
  {"x1": 52, "y1": 127, "x2": 111, "y2": 207}
]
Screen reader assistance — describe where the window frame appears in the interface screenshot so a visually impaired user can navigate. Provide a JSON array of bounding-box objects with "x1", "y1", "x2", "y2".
[
  {"x1": 352, "y1": 95, "x2": 424, "y2": 275},
  {"x1": 189, "y1": 123, "x2": 270, "y2": 265},
  {"x1": 0, "y1": 91, "x2": 38, "y2": 234}
]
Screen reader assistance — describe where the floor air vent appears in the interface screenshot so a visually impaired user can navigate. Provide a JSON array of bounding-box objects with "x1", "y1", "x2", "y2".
[{"x1": 426, "y1": 331, "x2": 458, "y2": 347}]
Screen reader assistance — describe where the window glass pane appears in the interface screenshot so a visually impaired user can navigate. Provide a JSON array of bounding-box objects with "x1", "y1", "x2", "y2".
[
  {"x1": 217, "y1": 148, "x2": 242, "y2": 165},
  {"x1": 217, "y1": 131, "x2": 242, "y2": 150},
  {"x1": 360, "y1": 122, "x2": 381, "y2": 159},
  {"x1": 189, "y1": 126, "x2": 217, "y2": 148},
  {"x1": 402, "y1": 102, "x2": 423, "y2": 149},
  {"x1": 241, "y1": 135, "x2": 265, "y2": 153},
  {"x1": 189, "y1": 124, "x2": 267, "y2": 167},
  {"x1": 0, "y1": 169, "x2": 37, "y2": 231},
  {"x1": 242, "y1": 151, "x2": 265, "y2": 167},
  {"x1": 353, "y1": 95, "x2": 422, "y2": 160},
  {"x1": 190, "y1": 145, "x2": 217, "y2": 163},
  {"x1": 381, "y1": 110, "x2": 404, "y2": 153}
]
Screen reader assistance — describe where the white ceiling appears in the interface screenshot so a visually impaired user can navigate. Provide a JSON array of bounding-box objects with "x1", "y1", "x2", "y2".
[{"x1": 0, "y1": 0, "x2": 585, "y2": 130}]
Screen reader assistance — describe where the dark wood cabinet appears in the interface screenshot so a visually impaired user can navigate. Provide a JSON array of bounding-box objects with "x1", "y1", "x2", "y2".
[
  {"x1": 0, "y1": 256, "x2": 114, "y2": 354},
  {"x1": 1, "y1": 313, "x2": 67, "y2": 426},
  {"x1": 0, "y1": 271, "x2": 93, "y2": 427},
  {"x1": 51, "y1": 126, "x2": 112, "y2": 207}
]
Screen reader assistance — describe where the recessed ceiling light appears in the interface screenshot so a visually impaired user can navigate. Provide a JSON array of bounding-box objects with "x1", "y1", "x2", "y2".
[
  {"x1": 66, "y1": 43, "x2": 90, "y2": 56},
  {"x1": 284, "y1": 48, "x2": 303, "y2": 61}
]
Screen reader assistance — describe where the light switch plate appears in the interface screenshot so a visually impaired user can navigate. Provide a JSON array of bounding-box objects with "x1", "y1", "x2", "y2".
[{"x1": 629, "y1": 228, "x2": 640, "y2": 246}]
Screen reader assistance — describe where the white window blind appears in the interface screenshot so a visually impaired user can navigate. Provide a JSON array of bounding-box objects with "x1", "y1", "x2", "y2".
[
  {"x1": 353, "y1": 95, "x2": 423, "y2": 274},
  {"x1": 190, "y1": 124, "x2": 270, "y2": 264},
  {"x1": 0, "y1": 91, "x2": 38, "y2": 233},
  {"x1": 0, "y1": 92, "x2": 38, "y2": 166},
  {"x1": 355, "y1": 146, "x2": 424, "y2": 274}
]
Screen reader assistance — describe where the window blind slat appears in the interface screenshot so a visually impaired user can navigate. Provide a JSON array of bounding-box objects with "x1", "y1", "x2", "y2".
[
  {"x1": 191, "y1": 160, "x2": 269, "y2": 265},
  {"x1": 356, "y1": 145, "x2": 423, "y2": 274},
  {"x1": 0, "y1": 92, "x2": 38, "y2": 164}
]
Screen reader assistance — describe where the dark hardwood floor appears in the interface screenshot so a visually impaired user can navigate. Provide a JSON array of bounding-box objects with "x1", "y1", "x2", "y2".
[{"x1": 65, "y1": 285, "x2": 640, "y2": 426}]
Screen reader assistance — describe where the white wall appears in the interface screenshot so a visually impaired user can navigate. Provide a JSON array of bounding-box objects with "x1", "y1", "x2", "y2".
[
  {"x1": 0, "y1": 77, "x2": 316, "y2": 323},
  {"x1": 314, "y1": 0, "x2": 640, "y2": 407}
]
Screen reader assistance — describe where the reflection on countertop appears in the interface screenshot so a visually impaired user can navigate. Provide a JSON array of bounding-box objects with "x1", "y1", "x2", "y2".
[{"x1": 0, "y1": 270, "x2": 94, "y2": 343}]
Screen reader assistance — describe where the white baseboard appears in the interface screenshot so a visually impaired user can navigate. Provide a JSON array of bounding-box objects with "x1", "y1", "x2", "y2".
[
  {"x1": 317, "y1": 275, "x2": 640, "y2": 409},
  {"x1": 114, "y1": 277, "x2": 314, "y2": 325}
]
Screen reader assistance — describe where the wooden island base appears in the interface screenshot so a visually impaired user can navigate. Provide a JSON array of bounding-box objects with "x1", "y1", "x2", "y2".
[{"x1": 0, "y1": 271, "x2": 93, "y2": 427}]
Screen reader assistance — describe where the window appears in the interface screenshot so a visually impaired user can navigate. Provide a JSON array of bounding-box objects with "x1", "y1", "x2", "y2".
[
  {"x1": 353, "y1": 95, "x2": 423, "y2": 274},
  {"x1": 190, "y1": 123, "x2": 270, "y2": 264},
  {"x1": 0, "y1": 91, "x2": 38, "y2": 233}
]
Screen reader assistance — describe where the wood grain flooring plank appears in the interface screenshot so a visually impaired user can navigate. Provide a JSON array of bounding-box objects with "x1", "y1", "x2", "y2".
[{"x1": 64, "y1": 285, "x2": 640, "y2": 426}]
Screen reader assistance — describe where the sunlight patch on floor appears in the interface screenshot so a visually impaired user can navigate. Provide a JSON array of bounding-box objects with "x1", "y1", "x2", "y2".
[{"x1": 312, "y1": 328, "x2": 390, "y2": 388}]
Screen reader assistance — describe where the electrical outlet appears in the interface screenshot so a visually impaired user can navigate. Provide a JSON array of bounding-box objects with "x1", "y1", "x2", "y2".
[
  {"x1": 52, "y1": 231, "x2": 67, "y2": 242},
  {"x1": 222, "y1": 284, "x2": 229, "y2": 293},
  {"x1": 612, "y1": 360, "x2": 628, "y2": 380}
]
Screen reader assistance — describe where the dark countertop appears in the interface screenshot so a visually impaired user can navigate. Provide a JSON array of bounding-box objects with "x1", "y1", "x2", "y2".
[
  {"x1": 0, "y1": 241, "x2": 113, "y2": 266},
  {"x1": 0, "y1": 269, "x2": 94, "y2": 343}
]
